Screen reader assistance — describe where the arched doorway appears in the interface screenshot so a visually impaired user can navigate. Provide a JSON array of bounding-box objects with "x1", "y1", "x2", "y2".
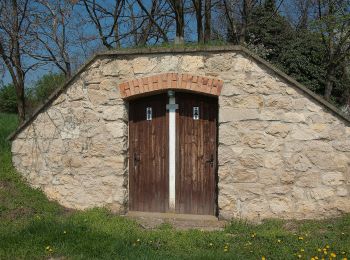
[{"x1": 128, "y1": 91, "x2": 218, "y2": 215}]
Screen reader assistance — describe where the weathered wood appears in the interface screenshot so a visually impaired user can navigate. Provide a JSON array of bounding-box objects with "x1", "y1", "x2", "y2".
[
  {"x1": 129, "y1": 93, "x2": 169, "y2": 212},
  {"x1": 176, "y1": 92, "x2": 218, "y2": 215}
]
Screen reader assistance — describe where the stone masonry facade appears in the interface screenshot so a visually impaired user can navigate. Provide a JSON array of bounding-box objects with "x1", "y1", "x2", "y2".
[{"x1": 10, "y1": 47, "x2": 350, "y2": 220}]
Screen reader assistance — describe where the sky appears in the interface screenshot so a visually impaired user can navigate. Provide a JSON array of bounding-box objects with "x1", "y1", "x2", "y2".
[{"x1": 1, "y1": 0, "x2": 295, "y2": 89}]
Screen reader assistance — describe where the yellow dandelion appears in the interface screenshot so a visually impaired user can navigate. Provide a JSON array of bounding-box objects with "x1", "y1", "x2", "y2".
[
  {"x1": 298, "y1": 236, "x2": 304, "y2": 240},
  {"x1": 311, "y1": 258, "x2": 315, "y2": 260},
  {"x1": 277, "y1": 239, "x2": 281, "y2": 243},
  {"x1": 342, "y1": 251, "x2": 346, "y2": 255},
  {"x1": 341, "y1": 232, "x2": 345, "y2": 235},
  {"x1": 330, "y1": 253, "x2": 336, "y2": 258},
  {"x1": 315, "y1": 257, "x2": 319, "y2": 260},
  {"x1": 262, "y1": 257, "x2": 266, "y2": 260},
  {"x1": 318, "y1": 249, "x2": 322, "y2": 252},
  {"x1": 326, "y1": 245, "x2": 330, "y2": 249},
  {"x1": 297, "y1": 254, "x2": 302, "y2": 258},
  {"x1": 300, "y1": 249, "x2": 305, "y2": 252},
  {"x1": 251, "y1": 233, "x2": 256, "y2": 238},
  {"x1": 45, "y1": 246, "x2": 50, "y2": 250},
  {"x1": 323, "y1": 251, "x2": 328, "y2": 255},
  {"x1": 49, "y1": 248, "x2": 53, "y2": 253},
  {"x1": 224, "y1": 248, "x2": 228, "y2": 252},
  {"x1": 342, "y1": 258, "x2": 348, "y2": 260},
  {"x1": 137, "y1": 239, "x2": 140, "y2": 242},
  {"x1": 209, "y1": 243, "x2": 213, "y2": 246},
  {"x1": 63, "y1": 230, "x2": 67, "y2": 234}
]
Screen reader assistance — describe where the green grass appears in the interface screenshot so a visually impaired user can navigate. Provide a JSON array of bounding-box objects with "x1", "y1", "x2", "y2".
[{"x1": 0, "y1": 113, "x2": 349, "y2": 259}]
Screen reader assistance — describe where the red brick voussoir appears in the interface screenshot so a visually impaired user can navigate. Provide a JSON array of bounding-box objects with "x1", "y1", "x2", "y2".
[{"x1": 118, "y1": 73, "x2": 223, "y2": 99}]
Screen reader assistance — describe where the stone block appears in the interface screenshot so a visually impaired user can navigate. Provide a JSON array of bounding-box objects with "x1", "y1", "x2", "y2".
[
  {"x1": 322, "y1": 172, "x2": 345, "y2": 186},
  {"x1": 219, "y1": 108, "x2": 260, "y2": 123},
  {"x1": 238, "y1": 150, "x2": 264, "y2": 169}
]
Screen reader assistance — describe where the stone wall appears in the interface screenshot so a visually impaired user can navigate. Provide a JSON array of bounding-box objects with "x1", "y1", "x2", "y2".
[{"x1": 11, "y1": 50, "x2": 350, "y2": 220}]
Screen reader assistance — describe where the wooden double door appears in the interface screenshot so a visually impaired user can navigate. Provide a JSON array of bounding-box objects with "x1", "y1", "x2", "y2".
[{"x1": 129, "y1": 92, "x2": 218, "y2": 215}]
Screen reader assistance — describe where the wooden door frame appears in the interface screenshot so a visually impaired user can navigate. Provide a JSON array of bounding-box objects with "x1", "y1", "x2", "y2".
[{"x1": 127, "y1": 90, "x2": 219, "y2": 216}]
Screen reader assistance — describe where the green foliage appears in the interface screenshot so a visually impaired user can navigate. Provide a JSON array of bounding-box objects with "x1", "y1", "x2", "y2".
[
  {"x1": 277, "y1": 31, "x2": 327, "y2": 95},
  {"x1": 248, "y1": 3, "x2": 295, "y2": 63},
  {"x1": 29, "y1": 73, "x2": 65, "y2": 105},
  {"x1": 0, "y1": 84, "x2": 17, "y2": 114},
  {"x1": 246, "y1": 1, "x2": 345, "y2": 102},
  {"x1": 0, "y1": 113, "x2": 18, "y2": 152}
]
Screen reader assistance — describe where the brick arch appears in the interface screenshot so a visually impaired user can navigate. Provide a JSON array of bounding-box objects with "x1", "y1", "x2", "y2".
[{"x1": 118, "y1": 73, "x2": 223, "y2": 99}]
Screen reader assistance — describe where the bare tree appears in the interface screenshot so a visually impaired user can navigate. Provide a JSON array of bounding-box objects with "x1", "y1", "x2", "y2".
[
  {"x1": 192, "y1": 0, "x2": 204, "y2": 42},
  {"x1": 0, "y1": 0, "x2": 33, "y2": 122},
  {"x1": 204, "y1": 0, "x2": 212, "y2": 42},
  {"x1": 29, "y1": 0, "x2": 75, "y2": 78},
  {"x1": 282, "y1": 0, "x2": 314, "y2": 30},
  {"x1": 221, "y1": 0, "x2": 283, "y2": 44},
  {"x1": 135, "y1": 0, "x2": 169, "y2": 44},
  {"x1": 81, "y1": 0, "x2": 125, "y2": 49},
  {"x1": 315, "y1": 0, "x2": 350, "y2": 100},
  {"x1": 168, "y1": 0, "x2": 185, "y2": 44}
]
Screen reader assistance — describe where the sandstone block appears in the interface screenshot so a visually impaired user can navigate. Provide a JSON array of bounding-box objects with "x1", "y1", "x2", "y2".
[
  {"x1": 102, "y1": 60, "x2": 133, "y2": 77},
  {"x1": 220, "y1": 84, "x2": 243, "y2": 96},
  {"x1": 219, "y1": 108, "x2": 260, "y2": 123},
  {"x1": 132, "y1": 57, "x2": 157, "y2": 74},
  {"x1": 180, "y1": 55, "x2": 204, "y2": 72},
  {"x1": 289, "y1": 127, "x2": 318, "y2": 141},
  {"x1": 322, "y1": 172, "x2": 345, "y2": 186},
  {"x1": 219, "y1": 124, "x2": 240, "y2": 145},
  {"x1": 265, "y1": 96, "x2": 293, "y2": 110},
  {"x1": 231, "y1": 168, "x2": 258, "y2": 183},
  {"x1": 264, "y1": 153, "x2": 283, "y2": 169},
  {"x1": 269, "y1": 197, "x2": 293, "y2": 215},
  {"x1": 283, "y1": 112, "x2": 306, "y2": 123},
  {"x1": 285, "y1": 153, "x2": 312, "y2": 172},
  {"x1": 102, "y1": 106, "x2": 126, "y2": 121},
  {"x1": 310, "y1": 187, "x2": 335, "y2": 200},
  {"x1": 242, "y1": 133, "x2": 273, "y2": 148},
  {"x1": 238, "y1": 151, "x2": 264, "y2": 169},
  {"x1": 332, "y1": 140, "x2": 350, "y2": 152},
  {"x1": 258, "y1": 168, "x2": 279, "y2": 185},
  {"x1": 88, "y1": 89, "x2": 108, "y2": 106},
  {"x1": 266, "y1": 124, "x2": 291, "y2": 138}
]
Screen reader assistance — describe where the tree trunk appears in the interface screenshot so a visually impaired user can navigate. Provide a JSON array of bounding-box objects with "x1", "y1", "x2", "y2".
[
  {"x1": 324, "y1": 67, "x2": 335, "y2": 101},
  {"x1": 15, "y1": 81, "x2": 25, "y2": 122},
  {"x1": 204, "y1": 0, "x2": 211, "y2": 43},
  {"x1": 169, "y1": 0, "x2": 184, "y2": 44},
  {"x1": 240, "y1": 0, "x2": 252, "y2": 44},
  {"x1": 12, "y1": 0, "x2": 25, "y2": 122},
  {"x1": 114, "y1": 22, "x2": 121, "y2": 48},
  {"x1": 192, "y1": 0, "x2": 203, "y2": 43}
]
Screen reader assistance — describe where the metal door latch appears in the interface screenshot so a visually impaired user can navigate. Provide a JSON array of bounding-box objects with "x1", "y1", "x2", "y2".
[{"x1": 206, "y1": 154, "x2": 214, "y2": 167}]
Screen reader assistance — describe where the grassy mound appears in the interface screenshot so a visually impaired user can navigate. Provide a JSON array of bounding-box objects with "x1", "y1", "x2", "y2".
[{"x1": 0, "y1": 113, "x2": 349, "y2": 259}]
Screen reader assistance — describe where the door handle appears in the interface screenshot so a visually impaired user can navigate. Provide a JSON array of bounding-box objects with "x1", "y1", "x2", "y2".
[
  {"x1": 134, "y1": 153, "x2": 140, "y2": 164},
  {"x1": 206, "y1": 154, "x2": 214, "y2": 167}
]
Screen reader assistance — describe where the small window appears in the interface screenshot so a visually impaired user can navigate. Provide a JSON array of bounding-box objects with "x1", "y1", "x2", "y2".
[
  {"x1": 193, "y1": 106, "x2": 199, "y2": 120},
  {"x1": 146, "y1": 107, "x2": 152, "y2": 120}
]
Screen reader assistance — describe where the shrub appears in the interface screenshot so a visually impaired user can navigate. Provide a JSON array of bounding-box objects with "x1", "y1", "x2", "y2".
[{"x1": 0, "y1": 84, "x2": 17, "y2": 113}]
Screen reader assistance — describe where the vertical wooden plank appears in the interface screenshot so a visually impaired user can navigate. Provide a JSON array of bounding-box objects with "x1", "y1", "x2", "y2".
[
  {"x1": 128, "y1": 93, "x2": 168, "y2": 213},
  {"x1": 176, "y1": 92, "x2": 218, "y2": 215}
]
